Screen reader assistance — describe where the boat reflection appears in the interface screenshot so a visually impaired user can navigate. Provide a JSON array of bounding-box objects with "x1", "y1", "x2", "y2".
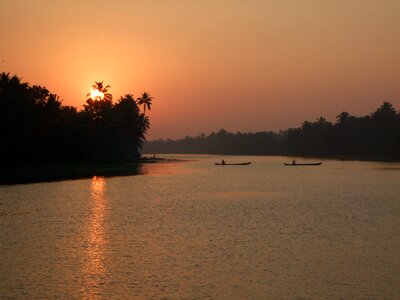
[{"x1": 84, "y1": 176, "x2": 107, "y2": 299}]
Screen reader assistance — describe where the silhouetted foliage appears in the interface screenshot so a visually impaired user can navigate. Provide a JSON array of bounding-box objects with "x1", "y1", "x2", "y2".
[
  {"x1": 86, "y1": 81, "x2": 112, "y2": 102},
  {"x1": 144, "y1": 102, "x2": 400, "y2": 160},
  {"x1": 0, "y1": 73, "x2": 152, "y2": 165},
  {"x1": 136, "y1": 92, "x2": 153, "y2": 115}
]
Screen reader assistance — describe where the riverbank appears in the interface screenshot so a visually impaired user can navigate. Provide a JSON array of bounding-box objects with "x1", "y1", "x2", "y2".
[
  {"x1": 151, "y1": 152, "x2": 400, "y2": 162},
  {"x1": 286, "y1": 154, "x2": 400, "y2": 163},
  {"x1": 0, "y1": 158, "x2": 183, "y2": 185}
]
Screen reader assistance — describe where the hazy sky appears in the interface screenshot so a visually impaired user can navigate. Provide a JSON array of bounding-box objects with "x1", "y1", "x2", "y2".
[{"x1": 1, "y1": 0, "x2": 399, "y2": 139}]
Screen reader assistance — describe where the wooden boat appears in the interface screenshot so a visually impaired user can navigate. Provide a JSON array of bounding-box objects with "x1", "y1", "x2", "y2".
[
  {"x1": 215, "y1": 162, "x2": 251, "y2": 166},
  {"x1": 283, "y1": 162, "x2": 322, "y2": 166}
]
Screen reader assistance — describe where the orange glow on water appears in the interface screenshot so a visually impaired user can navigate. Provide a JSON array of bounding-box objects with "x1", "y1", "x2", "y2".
[{"x1": 84, "y1": 176, "x2": 107, "y2": 298}]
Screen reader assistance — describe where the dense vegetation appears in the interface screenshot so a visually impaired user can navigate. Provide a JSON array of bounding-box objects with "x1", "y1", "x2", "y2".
[
  {"x1": 144, "y1": 102, "x2": 400, "y2": 160},
  {"x1": 0, "y1": 73, "x2": 152, "y2": 165}
]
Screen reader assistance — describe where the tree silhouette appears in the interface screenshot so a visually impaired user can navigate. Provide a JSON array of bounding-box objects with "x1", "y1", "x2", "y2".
[
  {"x1": 112, "y1": 94, "x2": 150, "y2": 159},
  {"x1": 87, "y1": 81, "x2": 112, "y2": 102},
  {"x1": 144, "y1": 102, "x2": 400, "y2": 160},
  {"x1": 0, "y1": 73, "x2": 153, "y2": 165},
  {"x1": 83, "y1": 81, "x2": 113, "y2": 120},
  {"x1": 336, "y1": 112, "x2": 354, "y2": 125},
  {"x1": 136, "y1": 92, "x2": 153, "y2": 115}
]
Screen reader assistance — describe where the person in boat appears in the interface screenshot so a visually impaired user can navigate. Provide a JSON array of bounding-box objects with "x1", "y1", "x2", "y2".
[
  {"x1": 221, "y1": 159, "x2": 226, "y2": 165},
  {"x1": 292, "y1": 159, "x2": 296, "y2": 165}
]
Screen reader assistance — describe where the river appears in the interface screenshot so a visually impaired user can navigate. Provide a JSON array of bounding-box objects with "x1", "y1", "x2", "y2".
[{"x1": 1, "y1": 155, "x2": 399, "y2": 299}]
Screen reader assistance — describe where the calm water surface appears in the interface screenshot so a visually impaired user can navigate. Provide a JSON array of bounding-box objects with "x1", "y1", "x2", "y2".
[{"x1": 1, "y1": 155, "x2": 400, "y2": 299}]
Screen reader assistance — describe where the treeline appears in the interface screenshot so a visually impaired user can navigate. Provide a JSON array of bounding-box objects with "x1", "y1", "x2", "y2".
[
  {"x1": 144, "y1": 102, "x2": 400, "y2": 160},
  {"x1": 0, "y1": 73, "x2": 152, "y2": 165}
]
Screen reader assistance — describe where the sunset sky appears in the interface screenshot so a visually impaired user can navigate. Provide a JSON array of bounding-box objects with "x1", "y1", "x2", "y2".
[{"x1": 1, "y1": 0, "x2": 399, "y2": 139}]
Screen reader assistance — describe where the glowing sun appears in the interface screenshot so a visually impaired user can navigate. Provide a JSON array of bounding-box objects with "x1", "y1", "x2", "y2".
[{"x1": 89, "y1": 89, "x2": 104, "y2": 101}]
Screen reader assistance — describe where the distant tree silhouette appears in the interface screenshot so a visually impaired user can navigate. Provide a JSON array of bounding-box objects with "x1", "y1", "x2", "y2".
[
  {"x1": 144, "y1": 102, "x2": 400, "y2": 160},
  {"x1": 369, "y1": 102, "x2": 399, "y2": 157},
  {"x1": 336, "y1": 112, "x2": 355, "y2": 125}
]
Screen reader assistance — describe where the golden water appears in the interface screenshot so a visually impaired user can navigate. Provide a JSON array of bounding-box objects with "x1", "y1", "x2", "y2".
[{"x1": 1, "y1": 155, "x2": 399, "y2": 299}]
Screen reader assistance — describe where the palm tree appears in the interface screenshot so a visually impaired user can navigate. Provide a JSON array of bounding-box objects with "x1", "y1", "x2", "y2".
[
  {"x1": 86, "y1": 81, "x2": 112, "y2": 102},
  {"x1": 136, "y1": 92, "x2": 153, "y2": 115},
  {"x1": 84, "y1": 81, "x2": 113, "y2": 120}
]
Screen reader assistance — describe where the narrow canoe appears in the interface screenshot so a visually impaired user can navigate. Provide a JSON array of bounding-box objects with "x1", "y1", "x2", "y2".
[
  {"x1": 283, "y1": 162, "x2": 322, "y2": 166},
  {"x1": 215, "y1": 162, "x2": 252, "y2": 166}
]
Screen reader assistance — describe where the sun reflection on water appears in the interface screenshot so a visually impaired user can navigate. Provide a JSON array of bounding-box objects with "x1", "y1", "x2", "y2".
[{"x1": 84, "y1": 176, "x2": 107, "y2": 299}]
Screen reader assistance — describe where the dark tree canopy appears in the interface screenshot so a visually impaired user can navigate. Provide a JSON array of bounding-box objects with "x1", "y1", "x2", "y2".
[
  {"x1": 144, "y1": 102, "x2": 400, "y2": 160},
  {"x1": 0, "y1": 73, "x2": 152, "y2": 165}
]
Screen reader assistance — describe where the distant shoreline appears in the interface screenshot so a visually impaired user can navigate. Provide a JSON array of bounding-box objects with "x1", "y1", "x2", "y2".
[
  {"x1": 277, "y1": 154, "x2": 400, "y2": 163},
  {"x1": 145, "y1": 153, "x2": 400, "y2": 163},
  {"x1": 2, "y1": 154, "x2": 399, "y2": 186},
  {"x1": 0, "y1": 158, "x2": 185, "y2": 186}
]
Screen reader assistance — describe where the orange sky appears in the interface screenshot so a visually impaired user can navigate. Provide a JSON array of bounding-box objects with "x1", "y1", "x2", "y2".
[{"x1": 1, "y1": 0, "x2": 399, "y2": 139}]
